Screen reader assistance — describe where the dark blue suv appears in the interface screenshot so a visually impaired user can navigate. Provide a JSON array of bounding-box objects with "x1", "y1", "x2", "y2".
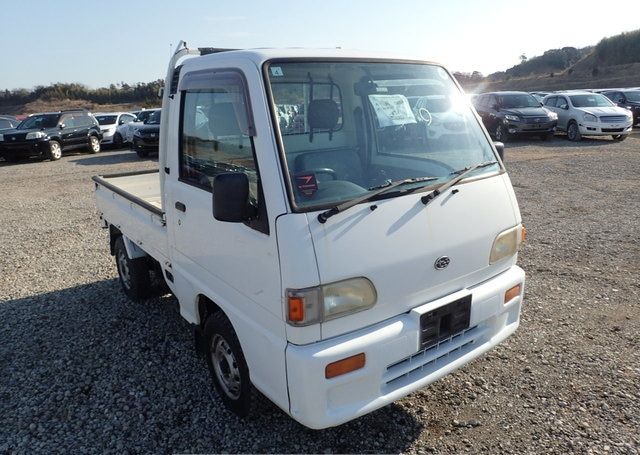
[{"x1": 0, "y1": 110, "x2": 103, "y2": 162}]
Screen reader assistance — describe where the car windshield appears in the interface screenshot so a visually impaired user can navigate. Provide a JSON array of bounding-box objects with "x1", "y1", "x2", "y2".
[
  {"x1": 137, "y1": 110, "x2": 156, "y2": 122},
  {"x1": 95, "y1": 115, "x2": 118, "y2": 125},
  {"x1": 17, "y1": 114, "x2": 60, "y2": 129},
  {"x1": 624, "y1": 91, "x2": 640, "y2": 102},
  {"x1": 267, "y1": 61, "x2": 499, "y2": 210},
  {"x1": 146, "y1": 111, "x2": 161, "y2": 125},
  {"x1": 569, "y1": 94, "x2": 613, "y2": 107},
  {"x1": 498, "y1": 94, "x2": 540, "y2": 108}
]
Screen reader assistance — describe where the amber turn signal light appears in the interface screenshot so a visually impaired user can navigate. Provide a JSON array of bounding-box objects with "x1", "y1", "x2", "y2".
[
  {"x1": 325, "y1": 353, "x2": 366, "y2": 379},
  {"x1": 288, "y1": 296, "x2": 304, "y2": 322},
  {"x1": 504, "y1": 284, "x2": 522, "y2": 304},
  {"x1": 521, "y1": 225, "x2": 527, "y2": 243}
]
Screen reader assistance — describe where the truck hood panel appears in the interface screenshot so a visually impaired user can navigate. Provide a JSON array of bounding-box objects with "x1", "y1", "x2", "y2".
[{"x1": 309, "y1": 174, "x2": 519, "y2": 340}]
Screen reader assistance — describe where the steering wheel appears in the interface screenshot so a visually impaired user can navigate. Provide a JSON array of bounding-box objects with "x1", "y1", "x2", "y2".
[
  {"x1": 418, "y1": 107, "x2": 433, "y2": 125},
  {"x1": 304, "y1": 168, "x2": 338, "y2": 180}
]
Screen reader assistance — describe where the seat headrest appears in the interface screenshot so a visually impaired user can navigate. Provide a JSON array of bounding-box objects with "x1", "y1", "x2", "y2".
[
  {"x1": 208, "y1": 102, "x2": 245, "y2": 136},
  {"x1": 307, "y1": 99, "x2": 339, "y2": 131}
]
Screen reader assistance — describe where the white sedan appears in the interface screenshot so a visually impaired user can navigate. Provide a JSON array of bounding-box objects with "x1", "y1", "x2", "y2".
[{"x1": 94, "y1": 112, "x2": 137, "y2": 146}]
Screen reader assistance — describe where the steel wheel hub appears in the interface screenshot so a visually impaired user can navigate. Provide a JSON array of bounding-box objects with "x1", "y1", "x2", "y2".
[{"x1": 211, "y1": 335, "x2": 241, "y2": 400}]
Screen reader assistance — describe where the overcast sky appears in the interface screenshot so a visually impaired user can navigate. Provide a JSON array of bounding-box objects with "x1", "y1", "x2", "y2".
[{"x1": 1, "y1": 0, "x2": 639, "y2": 89}]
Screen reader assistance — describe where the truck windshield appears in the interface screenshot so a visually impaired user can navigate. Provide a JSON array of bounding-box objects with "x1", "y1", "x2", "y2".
[{"x1": 266, "y1": 61, "x2": 498, "y2": 210}]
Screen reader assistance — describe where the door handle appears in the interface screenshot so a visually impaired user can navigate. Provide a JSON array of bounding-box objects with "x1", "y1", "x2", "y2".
[{"x1": 175, "y1": 201, "x2": 186, "y2": 212}]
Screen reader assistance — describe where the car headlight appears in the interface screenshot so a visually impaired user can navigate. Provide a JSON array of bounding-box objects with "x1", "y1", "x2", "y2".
[
  {"x1": 490, "y1": 225, "x2": 525, "y2": 264},
  {"x1": 286, "y1": 277, "x2": 377, "y2": 325},
  {"x1": 583, "y1": 113, "x2": 597, "y2": 123},
  {"x1": 26, "y1": 131, "x2": 46, "y2": 140},
  {"x1": 504, "y1": 114, "x2": 520, "y2": 122},
  {"x1": 547, "y1": 111, "x2": 558, "y2": 120}
]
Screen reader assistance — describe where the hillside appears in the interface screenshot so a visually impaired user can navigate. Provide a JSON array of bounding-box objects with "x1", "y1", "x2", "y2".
[{"x1": 459, "y1": 29, "x2": 640, "y2": 93}]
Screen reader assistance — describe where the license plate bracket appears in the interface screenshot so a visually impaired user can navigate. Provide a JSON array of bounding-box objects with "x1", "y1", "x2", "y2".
[{"x1": 420, "y1": 295, "x2": 471, "y2": 349}]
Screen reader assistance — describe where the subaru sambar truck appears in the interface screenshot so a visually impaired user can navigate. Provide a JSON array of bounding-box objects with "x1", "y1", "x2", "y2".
[{"x1": 92, "y1": 41, "x2": 526, "y2": 429}]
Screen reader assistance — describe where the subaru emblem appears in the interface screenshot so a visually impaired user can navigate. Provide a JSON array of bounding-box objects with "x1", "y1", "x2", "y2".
[{"x1": 434, "y1": 256, "x2": 450, "y2": 270}]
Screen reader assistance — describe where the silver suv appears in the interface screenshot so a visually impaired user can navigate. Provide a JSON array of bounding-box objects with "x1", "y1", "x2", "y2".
[{"x1": 543, "y1": 91, "x2": 633, "y2": 141}]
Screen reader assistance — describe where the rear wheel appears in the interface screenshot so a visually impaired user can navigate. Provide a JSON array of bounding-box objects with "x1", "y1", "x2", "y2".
[
  {"x1": 495, "y1": 124, "x2": 509, "y2": 142},
  {"x1": 204, "y1": 312, "x2": 252, "y2": 417},
  {"x1": 113, "y1": 236, "x2": 151, "y2": 301},
  {"x1": 87, "y1": 135, "x2": 101, "y2": 153},
  {"x1": 48, "y1": 140, "x2": 62, "y2": 161},
  {"x1": 567, "y1": 121, "x2": 581, "y2": 141},
  {"x1": 612, "y1": 134, "x2": 627, "y2": 141}
]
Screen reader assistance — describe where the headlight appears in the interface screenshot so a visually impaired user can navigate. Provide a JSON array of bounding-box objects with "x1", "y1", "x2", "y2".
[
  {"x1": 583, "y1": 113, "x2": 597, "y2": 123},
  {"x1": 286, "y1": 277, "x2": 377, "y2": 325},
  {"x1": 504, "y1": 114, "x2": 520, "y2": 122},
  {"x1": 547, "y1": 112, "x2": 558, "y2": 120},
  {"x1": 26, "y1": 131, "x2": 46, "y2": 140},
  {"x1": 490, "y1": 225, "x2": 525, "y2": 264}
]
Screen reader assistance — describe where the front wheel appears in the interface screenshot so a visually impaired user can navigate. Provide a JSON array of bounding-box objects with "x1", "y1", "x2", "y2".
[
  {"x1": 204, "y1": 312, "x2": 252, "y2": 417},
  {"x1": 113, "y1": 132, "x2": 123, "y2": 147},
  {"x1": 612, "y1": 134, "x2": 627, "y2": 142},
  {"x1": 48, "y1": 140, "x2": 62, "y2": 161},
  {"x1": 495, "y1": 124, "x2": 509, "y2": 142},
  {"x1": 567, "y1": 122, "x2": 582, "y2": 141},
  {"x1": 87, "y1": 135, "x2": 101, "y2": 153}
]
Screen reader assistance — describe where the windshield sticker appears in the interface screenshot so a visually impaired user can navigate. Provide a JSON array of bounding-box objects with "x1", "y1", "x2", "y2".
[
  {"x1": 270, "y1": 66, "x2": 284, "y2": 77},
  {"x1": 295, "y1": 173, "x2": 318, "y2": 197},
  {"x1": 368, "y1": 94, "x2": 416, "y2": 128}
]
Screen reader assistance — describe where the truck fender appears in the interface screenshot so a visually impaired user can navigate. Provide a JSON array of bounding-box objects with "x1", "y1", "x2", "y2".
[{"x1": 121, "y1": 235, "x2": 148, "y2": 259}]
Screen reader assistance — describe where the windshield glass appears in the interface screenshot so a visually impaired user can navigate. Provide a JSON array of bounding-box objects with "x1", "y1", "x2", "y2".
[
  {"x1": 624, "y1": 91, "x2": 640, "y2": 102},
  {"x1": 267, "y1": 61, "x2": 499, "y2": 210},
  {"x1": 146, "y1": 111, "x2": 161, "y2": 125},
  {"x1": 569, "y1": 94, "x2": 613, "y2": 108},
  {"x1": 136, "y1": 110, "x2": 156, "y2": 122},
  {"x1": 17, "y1": 114, "x2": 59, "y2": 129},
  {"x1": 498, "y1": 94, "x2": 540, "y2": 108},
  {"x1": 95, "y1": 115, "x2": 117, "y2": 125}
]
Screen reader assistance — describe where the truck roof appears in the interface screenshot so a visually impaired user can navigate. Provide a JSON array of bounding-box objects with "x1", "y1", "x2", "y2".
[{"x1": 181, "y1": 47, "x2": 439, "y2": 68}]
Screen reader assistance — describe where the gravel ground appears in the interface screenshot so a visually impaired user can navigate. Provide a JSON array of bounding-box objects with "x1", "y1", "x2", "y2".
[{"x1": 1, "y1": 134, "x2": 639, "y2": 454}]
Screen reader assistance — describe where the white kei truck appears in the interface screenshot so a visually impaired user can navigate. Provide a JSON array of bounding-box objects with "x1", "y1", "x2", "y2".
[{"x1": 93, "y1": 42, "x2": 526, "y2": 429}]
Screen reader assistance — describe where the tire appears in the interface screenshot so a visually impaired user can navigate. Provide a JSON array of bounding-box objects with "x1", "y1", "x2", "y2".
[
  {"x1": 612, "y1": 134, "x2": 627, "y2": 142},
  {"x1": 495, "y1": 124, "x2": 509, "y2": 142},
  {"x1": 87, "y1": 135, "x2": 101, "y2": 154},
  {"x1": 48, "y1": 140, "x2": 62, "y2": 161},
  {"x1": 113, "y1": 236, "x2": 151, "y2": 301},
  {"x1": 567, "y1": 121, "x2": 581, "y2": 141},
  {"x1": 204, "y1": 312, "x2": 252, "y2": 417},
  {"x1": 113, "y1": 132, "x2": 123, "y2": 147}
]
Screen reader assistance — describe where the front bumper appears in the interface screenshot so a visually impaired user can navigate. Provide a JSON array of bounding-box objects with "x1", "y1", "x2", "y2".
[
  {"x1": 101, "y1": 129, "x2": 116, "y2": 144},
  {"x1": 578, "y1": 120, "x2": 633, "y2": 135},
  {"x1": 286, "y1": 265, "x2": 525, "y2": 429},
  {"x1": 504, "y1": 119, "x2": 556, "y2": 135},
  {"x1": 133, "y1": 136, "x2": 159, "y2": 152},
  {"x1": 0, "y1": 139, "x2": 49, "y2": 157}
]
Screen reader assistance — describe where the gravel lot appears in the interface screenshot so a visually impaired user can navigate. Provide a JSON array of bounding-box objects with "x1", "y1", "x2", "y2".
[{"x1": 1, "y1": 134, "x2": 639, "y2": 454}]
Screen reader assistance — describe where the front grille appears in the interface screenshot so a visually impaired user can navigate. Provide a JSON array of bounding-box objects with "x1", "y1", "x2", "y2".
[
  {"x1": 601, "y1": 128, "x2": 624, "y2": 133},
  {"x1": 523, "y1": 116, "x2": 548, "y2": 123},
  {"x1": 600, "y1": 115, "x2": 627, "y2": 123},
  {"x1": 383, "y1": 324, "x2": 487, "y2": 391},
  {"x1": 4, "y1": 133, "x2": 28, "y2": 141}
]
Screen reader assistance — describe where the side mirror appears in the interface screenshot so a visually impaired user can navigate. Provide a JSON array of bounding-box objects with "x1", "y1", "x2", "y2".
[
  {"x1": 58, "y1": 123, "x2": 65, "y2": 129},
  {"x1": 213, "y1": 172, "x2": 250, "y2": 222},
  {"x1": 494, "y1": 142, "x2": 505, "y2": 161}
]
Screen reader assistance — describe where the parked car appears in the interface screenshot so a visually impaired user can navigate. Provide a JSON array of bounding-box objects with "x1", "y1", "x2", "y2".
[
  {"x1": 473, "y1": 91, "x2": 557, "y2": 141},
  {"x1": 132, "y1": 110, "x2": 161, "y2": 157},
  {"x1": 0, "y1": 115, "x2": 19, "y2": 131},
  {"x1": 94, "y1": 112, "x2": 137, "y2": 146},
  {"x1": 115, "y1": 108, "x2": 160, "y2": 145},
  {"x1": 93, "y1": 44, "x2": 526, "y2": 429},
  {"x1": 0, "y1": 110, "x2": 102, "y2": 162},
  {"x1": 543, "y1": 91, "x2": 634, "y2": 141},
  {"x1": 530, "y1": 91, "x2": 552, "y2": 103},
  {"x1": 600, "y1": 89, "x2": 640, "y2": 125}
]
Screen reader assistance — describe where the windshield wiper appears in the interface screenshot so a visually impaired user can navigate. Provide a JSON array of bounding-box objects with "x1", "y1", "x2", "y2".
[
  {"x1": 318, "y1": 176, "x2": 438, "y2": 223},
  {"x1": 421, "y1": 160, "x2": 498, "y2": 206}
]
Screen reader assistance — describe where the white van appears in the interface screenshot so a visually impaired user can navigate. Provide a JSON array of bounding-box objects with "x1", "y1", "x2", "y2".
[{"x1": 93, "y1": 43, "x2": 526, "y2": 429}]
